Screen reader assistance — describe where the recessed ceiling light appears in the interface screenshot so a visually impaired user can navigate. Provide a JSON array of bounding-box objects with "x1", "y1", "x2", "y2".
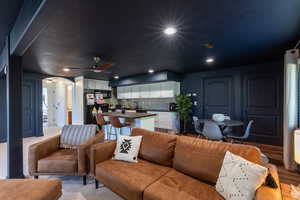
[
  {"x1": 45, "y1": 79, "x2": 53, "y2": 83},
  {"x1": 114, "y1": 75, "x2": 119, "y2": 79},
  {"x1": 63, "y1": 68, "x2": 70, "y2": 72},
  {"x1": 206, "y1": 58, "x2": 214, "y2": 63},
  {"x1": 148, "y1": 69, "x2": 155, "y2": 74},
  {"x1": 164, "y1": 27, "x2": 177, "y2": 35}
]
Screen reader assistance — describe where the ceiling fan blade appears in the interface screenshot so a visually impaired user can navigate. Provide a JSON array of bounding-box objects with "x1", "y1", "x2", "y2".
[
  {"x1": 102, "y1": 70, "x2": 112, "y2": 74},
  {"x1": 95, "y1": 62, "x2": 114, "y2": 70},
  {"x1": 66, "y1": 67, "x2": 83, "y2": 70}
]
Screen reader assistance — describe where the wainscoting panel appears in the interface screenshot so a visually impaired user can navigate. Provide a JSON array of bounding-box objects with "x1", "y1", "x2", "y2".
[
  {"x1": 22, "y1": 76, "x2": 43, "y2": 138},
  {"x1": 243, "y1": 73, "x2": 282, "y2": 145},
  {"x1": 204, "y1": 76, "x2": 233, "y2": 118},
  {"x1": 22, "y1": 80, "x2": 35, "y2": 137}
]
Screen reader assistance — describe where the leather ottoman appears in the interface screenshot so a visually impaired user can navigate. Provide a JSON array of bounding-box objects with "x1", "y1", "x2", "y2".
[{"x1": 0, "y1": 179, "x2": 62, "y2": 200}]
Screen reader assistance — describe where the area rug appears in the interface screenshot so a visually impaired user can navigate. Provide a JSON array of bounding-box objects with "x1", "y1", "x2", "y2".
[
  {"x1": 51, "y1": 176, "x2": 123, "y2": 200},
  {"x1": 60, "y1": 192, "x2": 87, "y2": 200}
]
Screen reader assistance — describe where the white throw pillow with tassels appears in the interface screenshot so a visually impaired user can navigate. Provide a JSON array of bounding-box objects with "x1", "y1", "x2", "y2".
[{"x1": 216, "y1": 151, "x2": 268, "y2": 200}]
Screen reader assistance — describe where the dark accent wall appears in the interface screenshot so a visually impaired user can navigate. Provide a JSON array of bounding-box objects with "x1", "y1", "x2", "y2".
[
  {"x1": 182, "y1": 61, "x2": 283, "y2": 146},
  {"x1": 0, "y1": 72, "x2": 43, "y2": 142}
]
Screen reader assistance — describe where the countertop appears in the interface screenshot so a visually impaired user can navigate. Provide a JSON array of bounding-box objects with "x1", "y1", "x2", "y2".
[{"x1": 101, "y1": 112, "x2": 157, "y2": 119}]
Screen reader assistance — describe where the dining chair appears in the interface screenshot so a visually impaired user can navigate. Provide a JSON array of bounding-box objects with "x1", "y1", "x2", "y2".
[
  {"x1": 223, "y1": 115, "x2": 231, "y2": 134},
  {"x1": 109, "y1": 116, "x2": 132, "y2": 140},
  {"x1": 192, "y1": 116, "x2": 203, "y2": 138},
  {"x1": 96, "y1": 114, "x2": 110, "y2": 140},
  {"x1": 202, "y1": 121, "x2": 224, "y2": 140},
  {"x1": 227, "y1": 120, "x2": 254, "y2": 141}
]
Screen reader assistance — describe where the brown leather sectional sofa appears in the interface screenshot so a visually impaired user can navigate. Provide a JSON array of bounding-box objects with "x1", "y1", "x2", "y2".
[{"x1": 91, "y1": 128, "x2": 282, "y2": 200}]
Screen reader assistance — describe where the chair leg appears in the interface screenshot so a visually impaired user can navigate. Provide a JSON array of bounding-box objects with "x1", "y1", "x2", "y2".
[
  {"x1": 114, "y1": 127, "x2": 118, "y2": 140},
  {"x1": 109, "y1": 125, "x2": 112, "y2": 140},
  {"x1": 34, "y1": 176, "x2": 38, "y2": 179},
  {"x1": 95, "y1": 179, "x2": 99, "y2": 189},
  {"x1": 105, "y1": 125, "x2": 108, "y2": 140},
  {"x1": 83, "y1": 175, "x2": 87, "y2": 185}
]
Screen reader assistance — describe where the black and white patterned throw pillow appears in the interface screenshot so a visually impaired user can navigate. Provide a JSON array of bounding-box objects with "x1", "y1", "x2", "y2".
[
  {"x1": 216, "y1": 151, "x2": 268, "y2": 200},
  {"x1": 113, "y1": 135, "x2": 142, "y2": 163}
]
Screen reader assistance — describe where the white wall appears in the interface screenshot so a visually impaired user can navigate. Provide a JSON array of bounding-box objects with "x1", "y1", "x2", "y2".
[
  {"x1": 43, "y1": 78, "x2": 73, "y2": 128},
  {"x1": 73, "y1": 76, "x2": 84, "y2": 125}
]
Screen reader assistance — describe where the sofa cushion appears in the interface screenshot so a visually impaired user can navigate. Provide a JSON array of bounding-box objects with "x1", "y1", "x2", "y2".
[
  {"x1": 38, "y1": 149, "x2": 78, "y2": 174},
  {"x1": 144, "y1": 169, "x2": 223, "y2": 200},
  {"x1": 0, "y1": 179, "x2": 62, "y2": 200},
  {"x1": 131, "y1": 128, "x2": 177, "y2": 167},
  {"x1": 173, "y1": 136, "x2": 262, "y2": 184},
  {"x1": 95, "y1": 159, "x2": 171, "y2": 200}
]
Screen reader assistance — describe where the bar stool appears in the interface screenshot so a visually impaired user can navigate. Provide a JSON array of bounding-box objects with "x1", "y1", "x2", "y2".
[
  {"x1": 96, "y1": 114, "x2": 111, "y2": 140},
  {"x1": 109, "y1": 116, "x2": 132, "y2": 140}
]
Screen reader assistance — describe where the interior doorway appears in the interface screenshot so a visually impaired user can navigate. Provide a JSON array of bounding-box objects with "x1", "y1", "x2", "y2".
[{"x1": 42, "y1": 77, "x2": 74, "y2": 130}]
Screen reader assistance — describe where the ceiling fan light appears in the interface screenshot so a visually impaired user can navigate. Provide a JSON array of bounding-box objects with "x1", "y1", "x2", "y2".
[{"x1": 63, "y1": 68, "x2": 70, "y2": 72}]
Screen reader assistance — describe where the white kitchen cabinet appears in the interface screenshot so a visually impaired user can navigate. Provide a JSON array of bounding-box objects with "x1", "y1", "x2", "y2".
[
  {"x1": 117, "y1": 87, "x2": 125, "y2": 99},
  {"x1": 84, "y1": 79, "x2": 96, "y2": 89},
  {"x1": 124, "y1": 86, "x2": 132, "y2": 99},
  {"x1": 149, "y1": 83, "x2": 161, "y2": 98},
  {"x1": 160, "y1": 81, "x2": 180, "y2": 98},
  {"x1": 139, "y1": 85, "x2": 150, "y2": 98},
  {"x1": 160, "y1": 82, "x2": 174, "y2": 98},
  {"x1": 147, "y1": 111, "x2": 179, "y2": 133},
  {"x1": 116, "y1": 81, "x2": 180, "y2": 99},
  {"x1": 95, "y1": 80, "x2": 102, "y2": 90},
  {"x1": 84, "y1": 79, "x2": 111, "y2": 90},
  {"x1": 131, "y1": 85, "x2": 140, "y2": 99}
]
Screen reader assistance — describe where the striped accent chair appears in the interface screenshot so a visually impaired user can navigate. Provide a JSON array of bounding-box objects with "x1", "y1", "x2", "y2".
[{"x1": 28, "y1": 125, "x2": 105, "y2": 185}]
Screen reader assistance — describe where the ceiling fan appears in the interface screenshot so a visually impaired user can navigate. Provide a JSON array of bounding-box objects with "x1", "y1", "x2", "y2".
[{"x1": 63, "y1": 56, "x2": 113, "y2": 73}]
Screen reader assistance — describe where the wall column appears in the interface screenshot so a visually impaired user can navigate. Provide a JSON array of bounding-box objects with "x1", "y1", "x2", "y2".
[{"x1": 6, "y1": 55, "x2": 24, "y2": 178}]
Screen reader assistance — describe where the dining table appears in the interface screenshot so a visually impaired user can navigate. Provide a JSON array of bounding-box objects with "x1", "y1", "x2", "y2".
[{"x1": 198, "y1": 119, "x2": 244, "y2": 137}]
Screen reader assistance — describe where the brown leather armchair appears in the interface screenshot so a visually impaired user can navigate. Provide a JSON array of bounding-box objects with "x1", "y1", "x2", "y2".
[{"x1": 28, "y1": 132, "x2": 104, "y2": 185}]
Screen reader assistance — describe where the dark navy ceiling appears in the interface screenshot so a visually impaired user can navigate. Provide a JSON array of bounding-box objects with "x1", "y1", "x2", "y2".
[
  {"x1": 22, "y1": 0, "x2": 300, "y2": 80},
  {"x1": 0, "y1": 0, "x2": 23, "y2": 52}
]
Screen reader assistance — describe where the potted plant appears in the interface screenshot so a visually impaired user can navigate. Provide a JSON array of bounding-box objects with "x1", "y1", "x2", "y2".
[{"x1": 175, "y1": 94, "x2": 193, "y2": 134}]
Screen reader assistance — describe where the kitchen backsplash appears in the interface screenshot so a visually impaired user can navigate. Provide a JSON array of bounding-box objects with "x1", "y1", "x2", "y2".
[{"x1": 119, "y1": 98, "x2": 175, "y2": 110}]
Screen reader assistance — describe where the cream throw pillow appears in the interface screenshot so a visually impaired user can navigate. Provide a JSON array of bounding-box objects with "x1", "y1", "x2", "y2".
[
  {"x1": 113, "y1": 135, "x2": 142, "y2": 163},
  {"x1": 216, "y1": 151, "x2": 268, "y2": 200}
]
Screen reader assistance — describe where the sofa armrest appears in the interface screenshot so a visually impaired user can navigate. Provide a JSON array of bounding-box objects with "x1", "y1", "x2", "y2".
[
  {"x1": 77, "y1": 132, "x2": 105, "y2": 175},
  {"x1": 255, "y1": 163, "x2": 282, "y2": 200},
  {"x1": 90, "y1": 140, "x2": 116, "y2": 175},
  {"x1": 28, "y1": 135, "x2": 60, "y2": 175}
]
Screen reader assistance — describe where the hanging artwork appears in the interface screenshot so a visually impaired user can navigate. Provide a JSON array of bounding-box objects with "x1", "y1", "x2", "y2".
[{"x1": 86, "y1": 93, "x2": 95, "y2": 105}]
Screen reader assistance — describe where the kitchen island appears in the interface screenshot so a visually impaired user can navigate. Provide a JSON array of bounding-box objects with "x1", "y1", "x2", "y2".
[{"x1": 101, "y1": 112, "x2": 157, "y2": 135}]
